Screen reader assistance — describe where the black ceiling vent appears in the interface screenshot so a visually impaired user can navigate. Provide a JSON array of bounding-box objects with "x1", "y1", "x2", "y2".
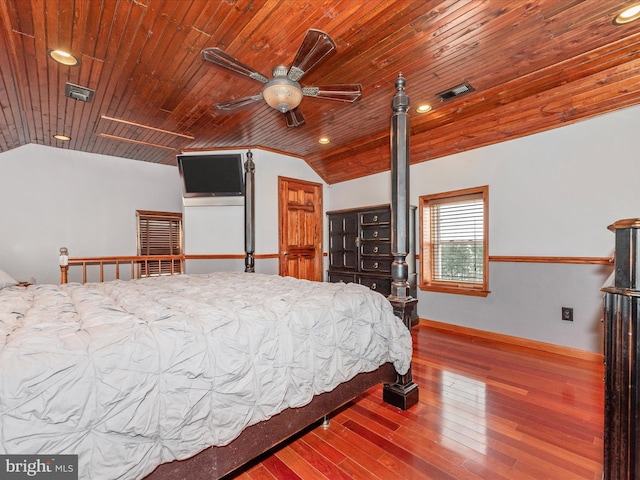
[
  {"x1": 65, "y1": 82, "x2": 95, "y2": 102},
  {"x1": 435, "y1": 82, "x2": 474, "y2": 101}
]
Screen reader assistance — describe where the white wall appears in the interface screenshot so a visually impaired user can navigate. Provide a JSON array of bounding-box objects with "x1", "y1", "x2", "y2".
[
  {"x1": 0, "y1": 144, "x2": 182, "y2": 284},
  {"x1": 326, "y1": 104, "x2": 640, "y2": 352},
  {"x1": 183, "y1": 149, "x2": 326, "y2": 275}
]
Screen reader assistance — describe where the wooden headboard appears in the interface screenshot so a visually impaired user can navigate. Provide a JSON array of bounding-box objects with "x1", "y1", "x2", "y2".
[{"x1": 59, "y1": 249, "x2": 185, "y2": 284}]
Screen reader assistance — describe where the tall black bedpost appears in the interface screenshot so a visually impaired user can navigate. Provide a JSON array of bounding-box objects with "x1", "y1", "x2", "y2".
[
  {"x1": 383, "y1": 73, "x2": 419, "y2": 410},
  {"x1": 244, "y1": 150, "x2": 255, "y2": 273}
]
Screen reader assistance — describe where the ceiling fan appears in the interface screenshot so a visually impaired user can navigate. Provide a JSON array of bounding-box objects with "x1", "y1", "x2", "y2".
[{"x1": 201, "y1": 29, "x2": 362, "y2": 127}]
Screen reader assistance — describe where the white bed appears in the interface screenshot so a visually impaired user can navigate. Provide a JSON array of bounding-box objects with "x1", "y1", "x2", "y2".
[{"x1": 0, "y1": 271, "x2": 412, "y2": 479}]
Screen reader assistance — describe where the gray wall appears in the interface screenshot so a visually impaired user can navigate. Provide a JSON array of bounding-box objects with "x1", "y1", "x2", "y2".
[
  {"x1": 326, "y1": 104, "x2": 640, "y2": 353},
  {"x1": 0, "y1": 146, "x2": 324, "y2": 284},
  {"x1": 0, "y1": 144, "x2": 182, "y2": 285}
]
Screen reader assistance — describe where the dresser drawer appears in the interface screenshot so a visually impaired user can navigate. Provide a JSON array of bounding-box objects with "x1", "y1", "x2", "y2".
[
  {"x1": 361, "y1": 258, "x2": 392, "y2": 273},
  {"x1": 328, "y1": 272, "x2": 357, "y2": 284},
  {"x1": 358, "y1": 276, "x2": 391, "y2": 295},
  {"x1": 361, "y1": 209, "x2": 390, "y2": 225},
  {"x1": 361, "y1": 242, "x2": 391, "y2": 256},
  {"x1": 361, "y1": 225, "x2": 390, "y2": 241}
]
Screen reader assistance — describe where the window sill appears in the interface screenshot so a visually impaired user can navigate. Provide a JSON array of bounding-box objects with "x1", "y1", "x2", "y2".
[{"x1": 419, "y1": 284, "x2": 490, "y2": 297}]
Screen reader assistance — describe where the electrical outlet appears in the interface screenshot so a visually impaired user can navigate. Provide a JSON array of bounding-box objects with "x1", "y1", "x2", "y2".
[{"x1": 562, "y1": 307, "x2": 573, "y2": 321}]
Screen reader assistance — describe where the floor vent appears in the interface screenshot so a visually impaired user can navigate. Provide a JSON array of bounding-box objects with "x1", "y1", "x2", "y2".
[
  {"x1": 65, "y1": 82, "x2": 95, "y2": 102},
  {"x1": 436, "y1": 82, "x2": 474, "y2": 101}
]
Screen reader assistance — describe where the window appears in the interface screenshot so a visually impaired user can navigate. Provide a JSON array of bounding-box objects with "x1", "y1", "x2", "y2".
[
  {"x1": 136, "y1": 210, "x2": 183, "y2": 277},
  {"x1": 419, "y1": 186, "x2": 489, "y2": 296}
]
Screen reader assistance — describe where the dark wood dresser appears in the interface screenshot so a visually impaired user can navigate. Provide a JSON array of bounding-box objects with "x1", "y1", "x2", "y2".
[{"x1": 326, "y1": 204, "x2": 417, "y2": 302}]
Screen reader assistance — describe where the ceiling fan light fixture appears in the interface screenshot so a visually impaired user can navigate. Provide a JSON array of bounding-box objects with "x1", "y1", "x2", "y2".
[
  {"x1": 262, "y1": 67, "x2": 303, "y2": 113},
  {"x1": 262, "y1": 82, "x2": 303, "y2": 112},
  {"x1": 613, "y1": 4, "x2": 640, "y2": 25},
  {"x1": 201, "y1": 30, "x2": 360, "y2": 127}
]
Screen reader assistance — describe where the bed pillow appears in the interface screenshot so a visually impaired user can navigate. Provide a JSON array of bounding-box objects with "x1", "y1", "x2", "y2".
[{"x1": 0, "y1": 268, "x2": 18, "y2": 288}]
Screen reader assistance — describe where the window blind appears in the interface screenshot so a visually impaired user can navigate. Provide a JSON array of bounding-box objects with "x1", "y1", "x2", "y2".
[
  {"x1": 430, "y1": 193, "x2": 484, "y2": 284},
  {"x1": 136, "y1": 211, "x2": 183, "y2": 276}
]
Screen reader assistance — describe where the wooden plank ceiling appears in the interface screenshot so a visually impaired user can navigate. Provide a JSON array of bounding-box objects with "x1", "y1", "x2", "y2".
[{"x1": 1, "y1": 0, "x2": 640, "y2": 185}]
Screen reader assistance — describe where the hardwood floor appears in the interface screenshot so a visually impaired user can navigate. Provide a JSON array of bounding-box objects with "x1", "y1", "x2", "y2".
[{"x1": 229, "y1": 324, "x2": 605, "y2": 480}]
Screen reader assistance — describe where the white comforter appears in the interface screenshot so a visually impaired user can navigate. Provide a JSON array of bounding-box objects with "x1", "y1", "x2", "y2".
[{"x1": 0, "y1": 272, "x2": 412, "y2": 479}]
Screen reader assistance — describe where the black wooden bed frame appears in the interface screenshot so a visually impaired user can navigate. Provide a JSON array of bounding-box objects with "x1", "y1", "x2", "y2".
[
  {"x1": 59, "y1": 76, "x2": 418, "y2": 479},
  {"x1": 145, "y1": 364, "x2": 396, "y2": 479}
]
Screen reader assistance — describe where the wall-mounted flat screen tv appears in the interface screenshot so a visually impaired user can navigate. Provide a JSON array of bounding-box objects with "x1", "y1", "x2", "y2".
[{"x1": 177, "y1": 153, "x2": 245, "y2": 206}]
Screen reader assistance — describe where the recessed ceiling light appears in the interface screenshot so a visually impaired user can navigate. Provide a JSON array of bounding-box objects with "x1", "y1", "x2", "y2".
[
  {"x1": 53, "y1": 134, "x2": 71, "y2": 141},
  {"x1": 319, "y1": 137, "x2": 330, "y2": 144},
  {"x1": 416, "y1": 104, "x2": 432, "y2": 113},
  {"x1": 613, "y1": 3, "x2": 640, "y2": 25},
  {"x1": 48, "y1": 49, "x2": 80, "y2": 66}
]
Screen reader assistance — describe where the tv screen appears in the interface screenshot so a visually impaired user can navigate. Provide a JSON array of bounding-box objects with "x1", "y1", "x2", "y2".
[{"x1": 177, "y1": 153, "x2": 245, "y2": 205}]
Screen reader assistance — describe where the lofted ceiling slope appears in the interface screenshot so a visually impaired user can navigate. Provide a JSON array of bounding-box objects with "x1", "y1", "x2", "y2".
[{"x1": 1, "y1": 1, "x2": 640, "y2": 184}]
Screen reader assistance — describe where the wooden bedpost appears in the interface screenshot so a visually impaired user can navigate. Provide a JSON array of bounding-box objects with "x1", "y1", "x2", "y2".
[
  {"x1": 59, "y1": 247, "x2": 69, "y2": 284},
  {"x1": 383, "y1": 73, "x2": 419, "y2": 410},
  {"x1": 244, "y1": 150, "x2": 255, "y2": 273}
]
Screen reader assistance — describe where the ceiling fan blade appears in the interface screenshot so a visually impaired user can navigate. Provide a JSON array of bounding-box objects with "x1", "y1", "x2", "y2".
[
  {"x1": 202, "y1": 48, "x2": 269, "y2": 83},
  {"x1": 288, "y1": 29, "x2": 336, "y2": 82},
  {"x1": 284, "y1": 108, "x2": 305, "y2": 128},
  {"x1": 215, "y1": 94, "x2": 263, "y2": 111},
  {"x1": 302, "y1": 84, "x2": 362, "y2": 102}
]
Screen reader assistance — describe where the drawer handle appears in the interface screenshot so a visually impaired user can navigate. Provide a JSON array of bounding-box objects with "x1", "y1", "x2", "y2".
[
  {"x1": 373, "y1": 215, "x2": 378, "y2": 222},
  {"x1": 371, "y1": 282, "x2": 377, "y2": 290},
  {"x1": 373, "y1": 231, "x2": 379, "y2": 238},
  {"x1": 373, "y1": 262, "x2": 379, "y2": 269},
  {"x1": 373, "y1": 246, "x2": 379, "y2": 253}
]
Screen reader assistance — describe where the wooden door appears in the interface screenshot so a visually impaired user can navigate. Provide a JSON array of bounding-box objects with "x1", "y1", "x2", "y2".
[{"x1": 278, "y1": 177, "x2": 323, "y2": 281}]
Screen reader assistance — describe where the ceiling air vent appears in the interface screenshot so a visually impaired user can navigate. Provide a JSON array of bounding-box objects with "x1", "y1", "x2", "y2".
[
  {"x1": 65, "y1": 82, "x2": 95, "y2": 102},
  {"x1": 435, "y1": 82, "x2": 474, "y2": 101}
]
